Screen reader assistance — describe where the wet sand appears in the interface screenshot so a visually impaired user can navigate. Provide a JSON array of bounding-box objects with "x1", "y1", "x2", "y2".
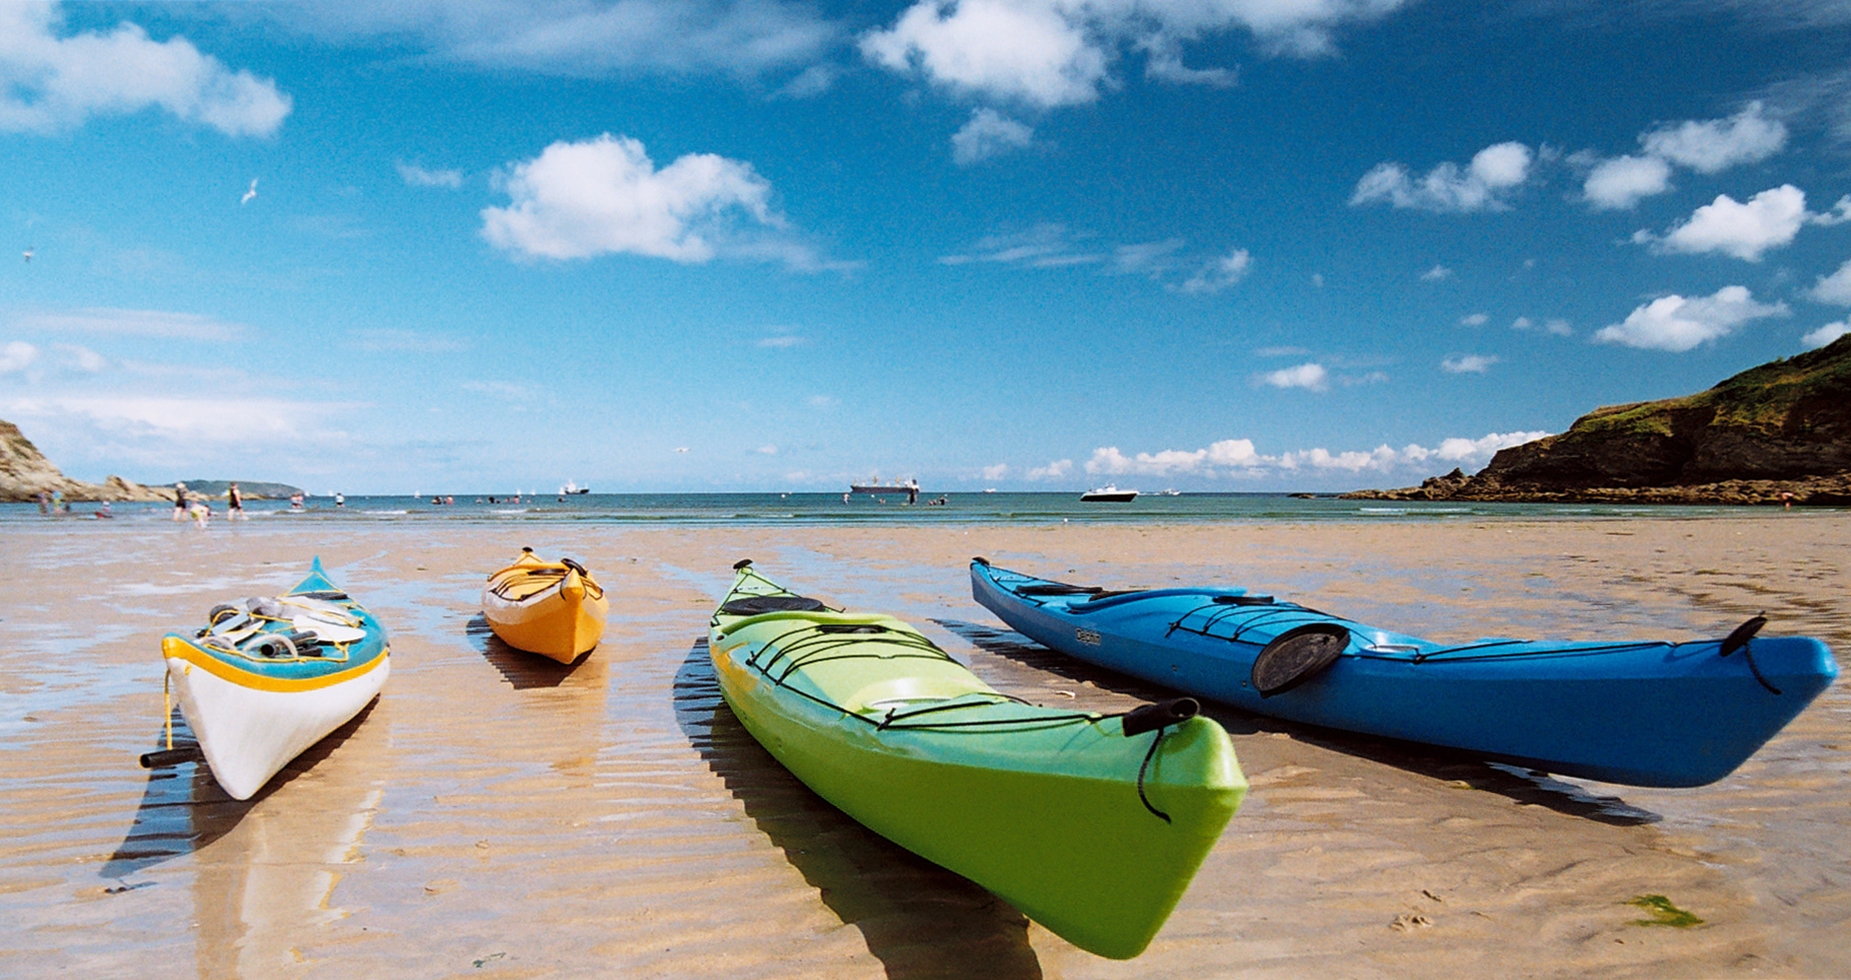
[{"x1": 0, "y1": 514, "x2": 1846, "y2": 978}]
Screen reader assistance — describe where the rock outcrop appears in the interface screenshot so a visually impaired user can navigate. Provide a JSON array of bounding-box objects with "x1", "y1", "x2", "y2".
[
  {"x1": 1345, "y1": 335, "x2": 1851, "y2": 505},
  {"x1": 0, "y1": 420, "x2": 168, "y2": 503}
]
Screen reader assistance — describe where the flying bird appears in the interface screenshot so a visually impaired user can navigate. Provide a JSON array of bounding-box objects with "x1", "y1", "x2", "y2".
[
  {"x1": 675, "y1": 447, "x2": 689, "y2": 453},
  {"x1": 241, "y1": 179, "x2": 258, "y2": 205},
  {"x1": 21, "y1": 247, "x2": 32, "y2": 262}
]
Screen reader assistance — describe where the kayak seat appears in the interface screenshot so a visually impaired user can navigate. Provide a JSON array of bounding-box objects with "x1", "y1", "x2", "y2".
[{"x1": 721, "y1": 595, "x2": 828, "y2": 616}]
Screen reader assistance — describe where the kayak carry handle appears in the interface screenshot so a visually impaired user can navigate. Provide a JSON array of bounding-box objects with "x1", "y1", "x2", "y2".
[
  {"x1": 561, "y1": 557, "x2": 589, "y2": 576},
  {"x1": 1121, "y1": 697, "x2": 1199, "y2": 737},
  {"x1": 1719, "y1": 613, "x2": 1781, "y2": 695},
  {"x1": 733, "y1": 558, "x2": 753, "y2": 570},
  {"x1": 140, "y1": 745, "x2": 204, "y2": 769},
  {"x1": 972, "y1": 556, "x2": 990, "y2": 566}
]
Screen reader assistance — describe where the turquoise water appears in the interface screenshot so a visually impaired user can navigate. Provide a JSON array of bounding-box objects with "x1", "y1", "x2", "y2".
[{"x1": 3, "y1": 491, "x2": 1791, "y2": 526}]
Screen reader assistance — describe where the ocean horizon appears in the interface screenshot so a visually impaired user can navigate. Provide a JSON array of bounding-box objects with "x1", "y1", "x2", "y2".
[{"x1": 5, "y1": 490, "x2": 1794, "y2": 527}]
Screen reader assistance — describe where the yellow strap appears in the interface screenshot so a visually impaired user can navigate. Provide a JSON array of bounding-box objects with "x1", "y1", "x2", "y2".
[{"x1": 163, "y1": 669, "x2": 173, "y2": 751}]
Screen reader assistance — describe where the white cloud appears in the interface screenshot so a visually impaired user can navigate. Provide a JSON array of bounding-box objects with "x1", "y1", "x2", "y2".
[
  {"x1": 861, "y1": 0, "x2": 1108, "y2": 108},
  {"x1": 53, "y1": 343, "x2": 105, "y2": 372},
  {"x1": 348, "y1": 328, "x2": 470, "y2": 353},
  {"x1": 0, "y1": 4, "x2": 290, "y2": 136},
  {"x1": 0, "y1": 341, "x2": 39, "y2": 373},
  {"x1": 1545, "y1": 318, "x2": 1573, "y2": 336},
  {"x1": 1026, "y1": 458, "x2": 1072, "y2": 480},
  {"x1": 862, "y1": 0, "x2": 1404, "y2": 108},
  {"x1": 397, "y1": 162, "x2": 465, "y2": 188},
  {"x1": 1085, "y1": 438, "x2": 1267, "y2": 477},
  {"x1": 981, "y1": 463, "x2": 1009, "y2": 480},
  {"x1": 0, "y1": 394, "x2": 351, "y2": 448},
  {"x1": 757, "y1": 334, "x2": 806, "y2": 348},
  {"x1": 1441, "y1": 353, "x2": 1498, "y2": 373},
  {"x1": 1179, "y1": 248, "x2": 1251, "y2": 294},
  {"x1": 805, "y1": 394, "x2": 837, "y2": 408},
  {"x1": 1259, "y1": 362, "x2": 1328, "y2": 391},
  {"x1": 10, "y1": 307, "x2": 248, "y2": 340},
  {"x1": 1640, "y1": 101, "x2": 1787, "y2": 174},
  {"x1": 1594, "y1": 285, "x2": 1789, "y2": 352},
  {"x1": 1510, "y1": 316, "x2": 1532, "y2": 330},
  {"x1": 951, "y1": 107, "x2": 1034, "y2": 165},
  {"x1": 1433, "y1": 430, "x2": 1547, "y2": 462},
  {"x1": 940, "y1": 223, "x2": 1103, "y2": 268},
  {"x1": 1078, "y1": 429, "x2": 1549, "y2": 480},
  {"x1": 1421, "y1": 264, "x2": 1452, "y2": 281},
  {"x1": 264, "y1": 0, "x2": 836, "y2": 78},
  {"x1": 1112, "y1": 238, "x2": 1185, "y2": 276},
  {"x1": 1460, "y1": 312, "x2": 1488, "y2": 327},
  {"x1": 1351, "y1": 142, "x2": 1533, "y2": 213},
  {"x1": 1813, "y1": 259, "x2": 1851, "y2": 305},
  {"x1": 1583, "y1": 154, "x2": 1672, "y2": 210},
  {"x1": 755, "y1": 444, "x2": 778, "y2": 455},
  {"x1": 1802, "y1": 321, "x2": 1849, "y2": 349},
  {"x1": 1649, "y1": 185, "x2": 1811, "y2": 261},
  {"x1": 481, "y1": 133, "x2": 781, "y2": 263}
]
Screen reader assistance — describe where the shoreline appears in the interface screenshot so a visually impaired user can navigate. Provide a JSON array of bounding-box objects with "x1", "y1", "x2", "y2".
[{"x1": 1, "y1": 516, "x2": 1845, "y2": 977}]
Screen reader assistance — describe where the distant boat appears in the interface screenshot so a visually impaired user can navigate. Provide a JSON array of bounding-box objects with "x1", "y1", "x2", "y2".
[
  {"x1": 1158, "y1": 488, "x2": 1182, "y2": 497},
  {"x1": 850, "y1": 478, "x2": 919, "y2": 495},
  {"x1": 1080, "y1": 486, "x2": 1138, "y2": 502},
  {"x1": 559, "y1": 481, "x2": 591, "y2": 495}
]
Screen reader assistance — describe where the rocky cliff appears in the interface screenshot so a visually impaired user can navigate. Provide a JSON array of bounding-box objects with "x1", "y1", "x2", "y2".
[
  {"x1": 1345, "y1": 335, "x2": 1851, "y2": 505},
  {"x1": 0, "y1": 420, "x2": 168, "y2": 503}
]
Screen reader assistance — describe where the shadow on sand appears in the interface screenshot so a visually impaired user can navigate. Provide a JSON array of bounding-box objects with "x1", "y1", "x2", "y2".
[
  {"x1": 671, "y1": 640, "x2": 1044, "y2": 980},
  {"x1": 936, "y1": 619, "x2": 1663, "y2": 827},
  {"x1": 100, "y1": 699, "x2": 380, "y2": 883},
  {"x1": 466, "y1": 614, "x2": 588, "y2": 689}
]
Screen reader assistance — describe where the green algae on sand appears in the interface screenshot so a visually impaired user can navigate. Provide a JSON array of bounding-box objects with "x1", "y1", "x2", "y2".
[{"x1": 1628, "y1": 894, "x2": 1703, "y2": 928}]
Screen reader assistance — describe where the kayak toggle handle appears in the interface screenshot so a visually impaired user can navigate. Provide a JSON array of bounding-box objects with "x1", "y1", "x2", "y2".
[
  {"x1": 140, "y1": 745, "x2": 204, "y2": 769},
  {"x1": 972, "y1": 556, "x2": 990, "y2": 566},
  {"x1": 733, "y1": 558, "x2": 753, "y2": 569},
  {"x1": 1719, "y1": 613, "x2": 1781, "y2": 695},
  {"x1": 1121, "y1": 697, "x2": 1199, "y2": 737}
]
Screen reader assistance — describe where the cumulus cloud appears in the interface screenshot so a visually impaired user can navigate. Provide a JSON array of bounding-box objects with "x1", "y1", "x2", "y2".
[
  {"x1": 1441, "y1": 353, "x2": 1498, "y2": 373},
  {"x1": 1079, "y1": 430, "x2": 1547, "y2": 479},
  {"x1": 1027, "y1": 458, "x2": 1073, "y2": 480},
  {"x1": 0, "y1": 341, "x2": 39, "y2": 373},
  {"x1": 0, "y1": 3, "x2": 290, "y2": 136},
  {"x1": 53, "y1": 343, "x2": 106, "y2": 372},
  {"x1": 1350, "y1": 142, "x2": 1533, "y2": 213},
  {"x1": 1582, "y1": 154, "x2": 1672, "y2": 210},
  {"x1": 1579, "y1": 103, "x2": 1787, "y2": 210},
  {"x1": 1594, "y1": 285, "x2": 1789, "y2": 352},
  {"x1": 481, "y1": 133, "x2": 783, "y2": 263},
  {"x1": 397, "y1": 162, "x2": 465, "y2": 188},
  {"x1": 861, "y1": 0, "x2": 1404, "y2": 108},
  {"x1": 1179, "y1": 248, "x2": 1251, "y2": 294},
  {"x1": 1813, "y1": 259, "x2": 1851, "y2": 305},
  {"x1": 950, "y1": 107, "x2": 1034, "y2": 165},
  {"x1": 1460, "y1": 312, "x2": 1489, "y2": 327},
  {"x1": 1640, "y1": 101, "x2": 1787, "y2": 174},
  {"x1": 1802, "y1": 321, "x2": 1849, "y2": 349},
  {"x1": 1259, "y1": 362, "x2": 1328, "y2": 391},
  {"x1": 981, "y1": 463, "x2": 1009, "y2": 480},
  {"x1": 1645, "y1": 185, "x2": 1812, "y2": 261},
  {"x1": 1421, "y1": 265, "x2": 1452, "y2": 281}
]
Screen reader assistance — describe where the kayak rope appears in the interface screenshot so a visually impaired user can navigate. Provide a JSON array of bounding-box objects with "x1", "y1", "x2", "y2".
[
  {"x1": 1137, "y1": 730, "x2": 1171, "y2": 823},
  {"x1": 489, "y1": 563, "x2": 604, "y2": 602},
  {"x1": 163, "y1": 670, "x2": 173, "y2": 751}
]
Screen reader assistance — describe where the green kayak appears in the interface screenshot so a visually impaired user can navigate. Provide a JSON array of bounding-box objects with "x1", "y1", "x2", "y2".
[{"x1": 708, "y1": 561, "x2": 1247, "y2": 959}]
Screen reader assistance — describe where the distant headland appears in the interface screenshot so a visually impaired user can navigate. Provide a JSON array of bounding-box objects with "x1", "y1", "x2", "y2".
[
  {"x1": 1345, "y1": 334, "x2": 1851, "y2": 506},
  {"x1": 0, "y1": 420, "x2": 300, "y2": 503}
]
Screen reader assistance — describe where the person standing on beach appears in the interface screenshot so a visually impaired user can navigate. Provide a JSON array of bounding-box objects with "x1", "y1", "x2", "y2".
[
  {"x1": 172, "y1": 482, "x2": 188, "y2": 521},
  {"x1": 227, "y1": 482, "x2": 245, "y2": 520}
]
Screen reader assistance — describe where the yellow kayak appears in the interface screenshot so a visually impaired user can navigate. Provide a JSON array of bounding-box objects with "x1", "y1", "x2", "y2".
[{"x1": 481, "y1": 548, "x2": 608, "y2": 663}]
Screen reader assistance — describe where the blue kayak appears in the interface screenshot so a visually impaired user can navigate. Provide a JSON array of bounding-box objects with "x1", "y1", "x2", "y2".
[{"x1": 971, "y1": 559, "x2": 1837, "y2": 788}]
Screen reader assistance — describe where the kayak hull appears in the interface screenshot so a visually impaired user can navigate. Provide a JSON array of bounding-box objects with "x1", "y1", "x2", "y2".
[
  {"x1": 711, "y1": 566, "x2": 1245, "y2": 959},
  {"x1": 972, "y1": 560, "x2": 1838, "y2": 788},
  {"x1": 482, "y1": 551, "x2": 609, "y2": 663},
  {"x1": 162, "y1": 559, "x2": 388, "y2": 800}
]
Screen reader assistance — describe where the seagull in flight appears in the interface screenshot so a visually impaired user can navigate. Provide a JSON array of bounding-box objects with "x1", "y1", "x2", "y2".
[
  {"x1": 241, "y1": 179, "x2": 258, "y2": 205},
  {"x1": 21, "y1": 247, "x2": 32, "y2": 263},
  {"x1": 675, "y1": 447, "x2": 689, "y2": 453}
]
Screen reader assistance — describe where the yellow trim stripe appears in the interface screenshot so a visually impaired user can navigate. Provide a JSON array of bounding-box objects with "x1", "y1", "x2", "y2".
[{"x1": 162, "y1": 635, "x2": 388, "y2": 693}]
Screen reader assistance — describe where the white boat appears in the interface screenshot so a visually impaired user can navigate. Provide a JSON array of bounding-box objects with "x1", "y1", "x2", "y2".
[
  {"x1": 1079, "y1": 486, "x2": 1139, "y2": 502},
  {"x1": 154, "y1": 559, "x2": 388, "y2": 800}
]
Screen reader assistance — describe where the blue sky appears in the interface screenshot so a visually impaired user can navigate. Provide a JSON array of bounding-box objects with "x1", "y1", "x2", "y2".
[{"x1": 3, "y1": 0, "x2": 1850, "y2": 494}]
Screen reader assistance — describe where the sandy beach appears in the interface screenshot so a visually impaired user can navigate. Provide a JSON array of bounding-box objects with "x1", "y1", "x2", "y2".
[{"x1": 1, "y1": 512, "x2": 1846, "y2": 978}]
